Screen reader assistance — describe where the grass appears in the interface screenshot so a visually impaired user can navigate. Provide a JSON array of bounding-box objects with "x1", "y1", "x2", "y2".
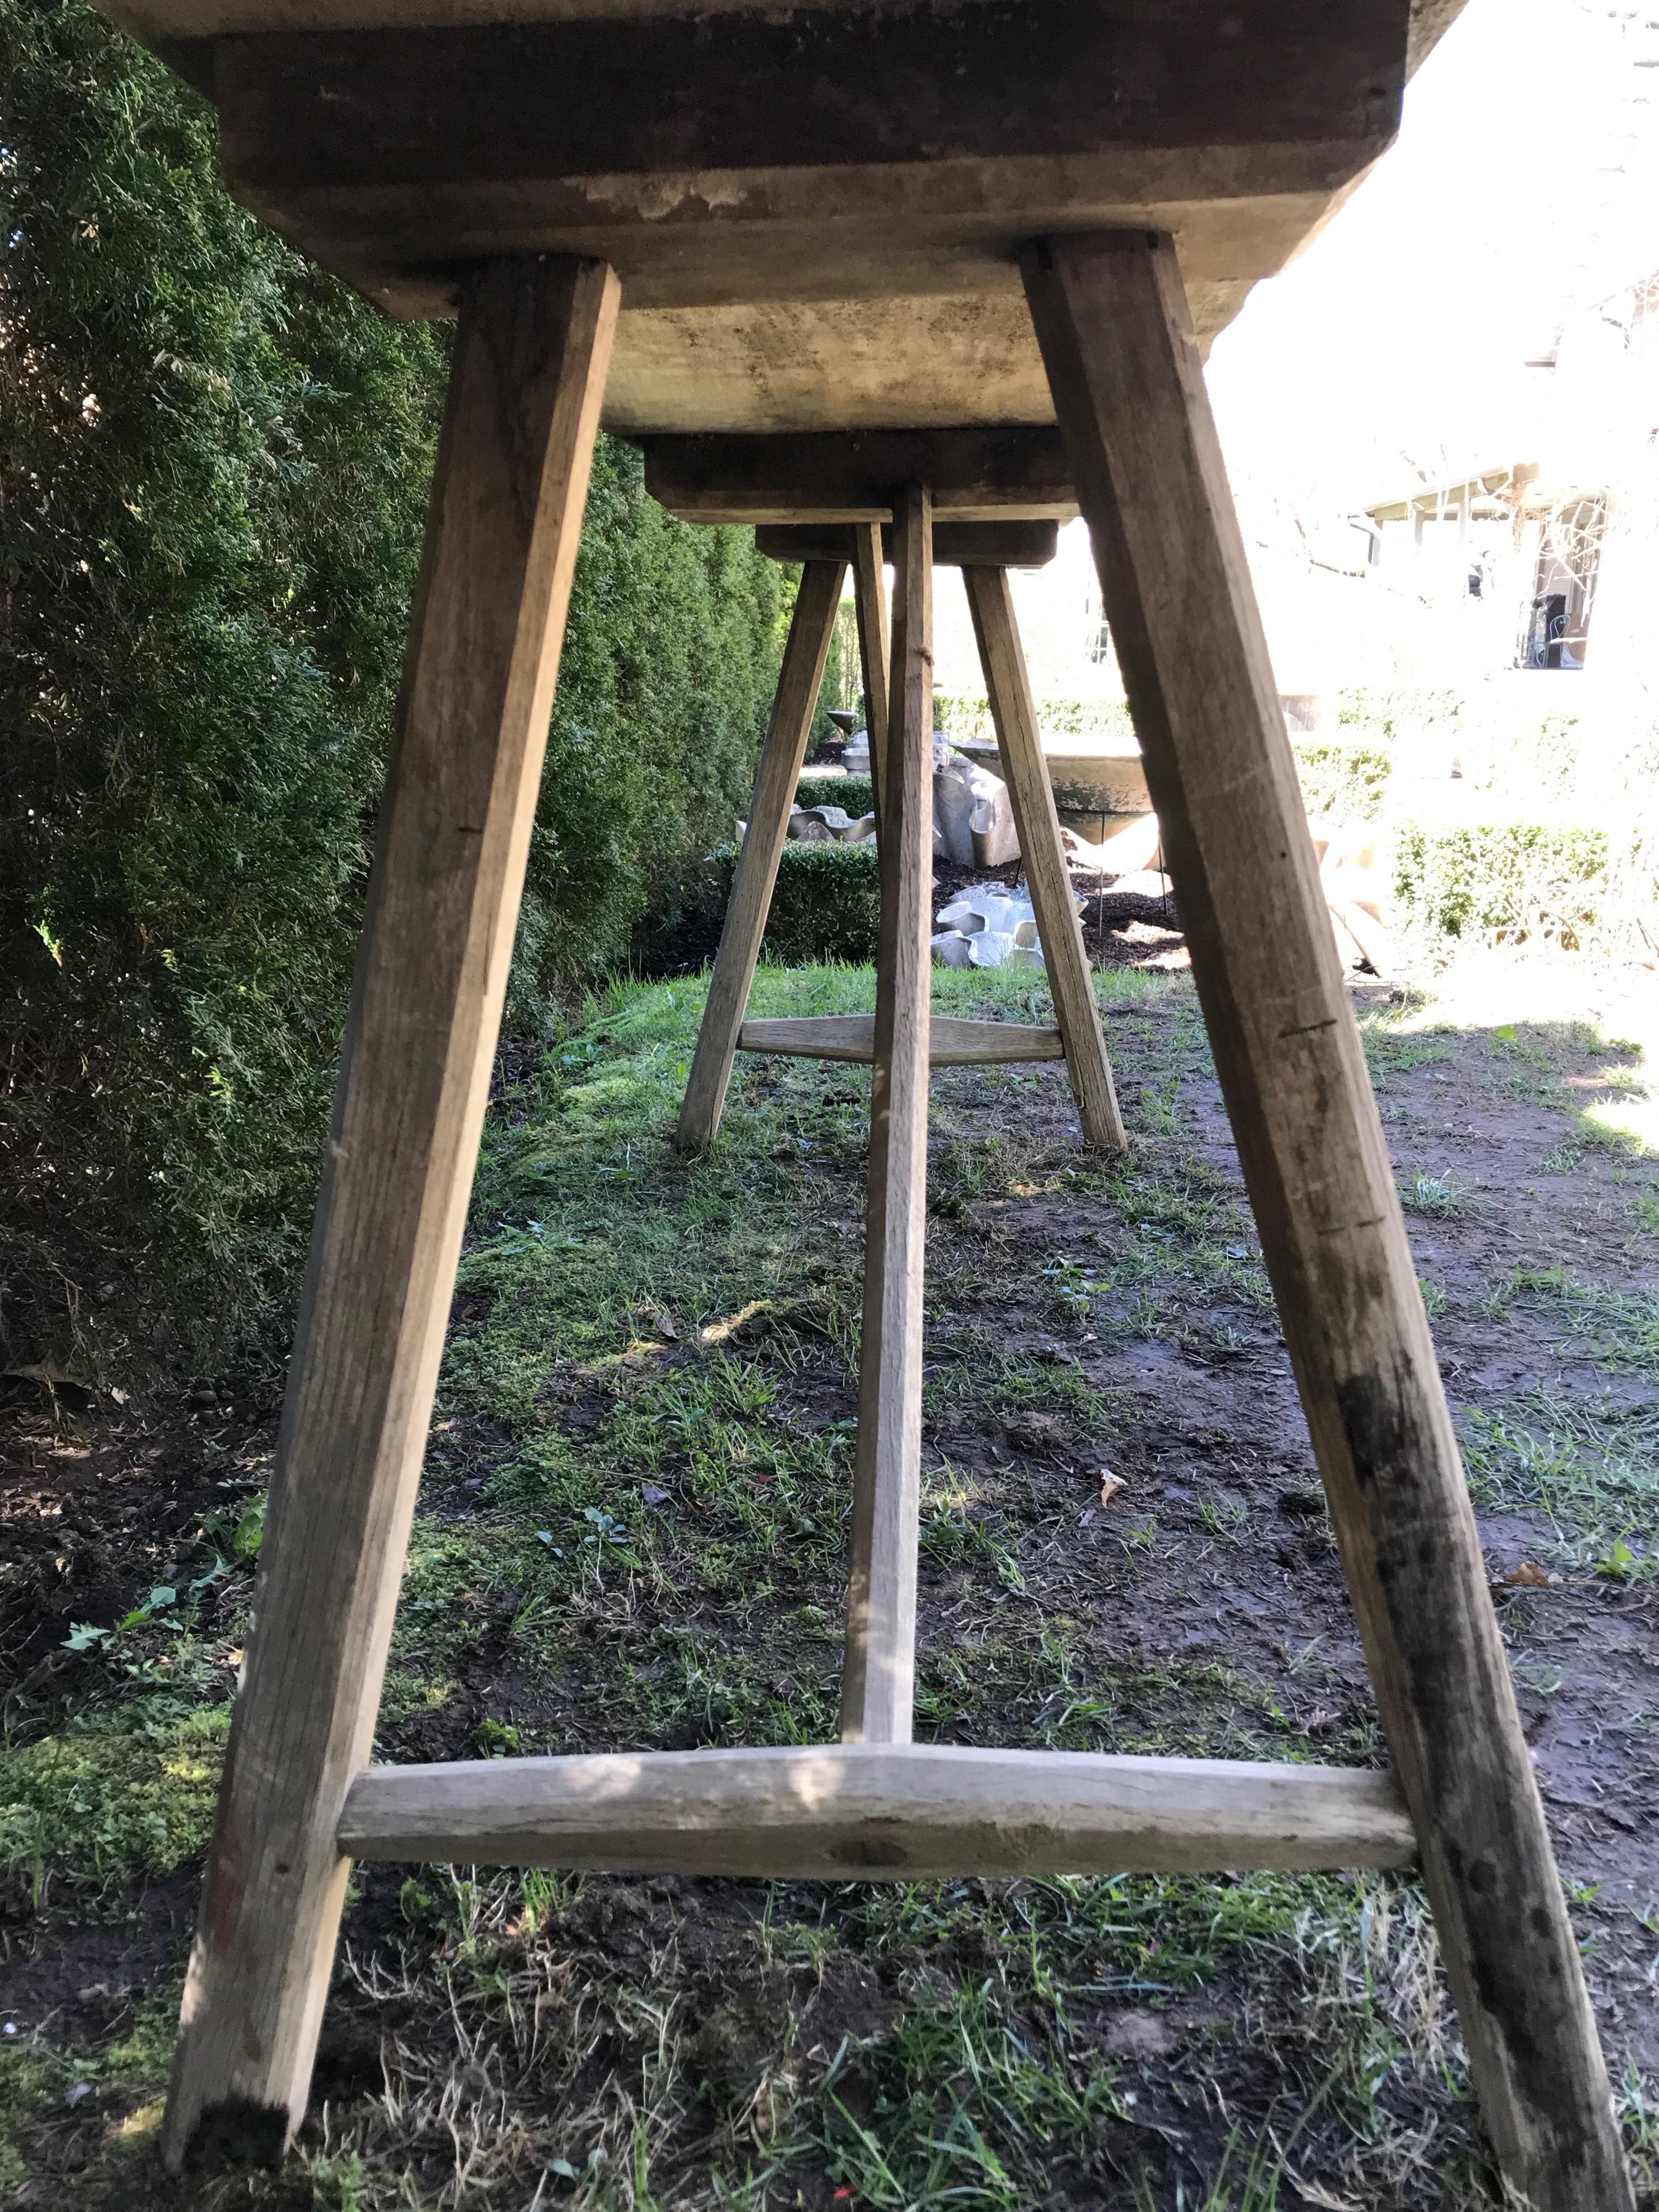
[
  {"x1": 1400, "y1": 1170, "x2": 1467, "y2": 1218},
  {"x1": 1458, "y1": 1389, "x2": 1659, "y2": 1578},
  {"x1": 5, "y1": 962, "x2": 1657, "y2": 2207},
  {"x1": 1485, "y1": 1265, "x2": 1659, "y2": 1384}
]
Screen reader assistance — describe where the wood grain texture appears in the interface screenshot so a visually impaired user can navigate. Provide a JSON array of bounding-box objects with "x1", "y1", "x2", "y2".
[
  {"x1": 641, "y1": 428, "x2": 1074, "y2": 524},
  {"x1": 674, "y1": 560, "x2": 845, "y2": 1151},
  {"x1": 1024, "y1": 228, "x2": 1631, "y2": 2212},
  {"x1": 159, "y1": 258, "x2": 619, "y2": 2172},
  {"x1": 339, "y1": 1745, "x2": 1417, "y2": 1878},
  {"x1": 215, "y1": 2, "x2": 1405, "y2": 181},
  {"x1": 739, "y1": 1015, "x2": 1065, "y2": 1065},
  {"x1": 116, "y1": 0, "x2": 1456, "y2": 78},
  {"x1": 759, "y1": 520, "x2": 1058, "y2": 569},
  {"x1": 850, "y1": 524, "x2": 890, "y2": 837},
  {"x1": 963, "y1": 565, "x2": 1126, "y2": 1150},
  {"x1": 840, "y1": 484, "x2": 933, "y2": 1747}
]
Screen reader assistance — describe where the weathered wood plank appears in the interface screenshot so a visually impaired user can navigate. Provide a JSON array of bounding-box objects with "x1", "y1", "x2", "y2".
[
  {"x1": 641, "y1": 428, "x2": 1075, "y2": 524},
  {"x1": 757, "y1": 521, "x2": 1060, "y2": 569},
  {"x1": 739, "y1": 1015, "x2": 1066, "y2": 1065},
  {"x1": 840, "y1": 484, "x2": 933, "y2": 1747},
  {"x1": 214, "y1": 5, "x2": 1406, "y2": 231},
  {"x1": 162, "y1": 257, "x2": 620, "y2": 2171},
  {"x1": 339, "y1": 1745, "x2": 1418, "y2": 1878},
  {"x1": 850, "y1": 522, "x2": 891, "y2": 839},
  {"x1": 674, "y1": 560, "x2": 846, "y2": 1151},
  {"x1": 1024, "y1": 227, "x2": 1632, "y2": 2212},
  {"x1": 963, "y1": 565, "x2": 1126, "y2": 1150}
]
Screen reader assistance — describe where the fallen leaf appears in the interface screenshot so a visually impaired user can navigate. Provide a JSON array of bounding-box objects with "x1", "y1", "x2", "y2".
[
  {"x1": 1099, "y1": 1471, "x2": 1126, "y2": 1507},
  {"x1": 1504, "y1": 1562, "x2": 1562, "y2": 1588},
  {"x1": 641, "y1": 1483, "x2": 669, "y2": 1506}
]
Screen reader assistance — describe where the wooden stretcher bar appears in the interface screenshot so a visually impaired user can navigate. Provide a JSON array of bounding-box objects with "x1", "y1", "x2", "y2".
[
  {"x1": 338, "y1": 1744, "x2": 1419, "y2": 1878},
  {"x1": 755, "y1": 520, "x2": 1059, "y2": 568},
  {"x1": 738, "y1": 1016, "x2": 1067, "y2": 1065},
  {"x1": 640, "y1": 428, "x2": 1076, "y2": 523}
]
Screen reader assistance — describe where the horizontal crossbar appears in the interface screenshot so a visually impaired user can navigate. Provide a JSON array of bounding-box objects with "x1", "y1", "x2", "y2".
[
  {"x1": 640, "y1": 428, "x2": 1075, "y2": 525},
  {"x1": 739, "y1": 1016, "x2": 1066, "y2": 1065},
  {"x1": 338, "y1": 1745, "x2": 1415, "y2": 1879},
  {"x1": 755, "y1": 522, "x2": 1060, "y2": 571}
]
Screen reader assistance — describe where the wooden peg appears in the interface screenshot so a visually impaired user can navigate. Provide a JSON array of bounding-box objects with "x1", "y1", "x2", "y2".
[
  {"x1": 963, "y1": 564, "x2": 1126, "y2": 1150},
  {"x1": 851, "y1": 521, "x2": 891, "y2": 835}
]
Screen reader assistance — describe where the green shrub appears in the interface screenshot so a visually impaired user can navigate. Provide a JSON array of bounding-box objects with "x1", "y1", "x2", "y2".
[
  {"x1": 0, "y1": 0, "x2": 445, "y2": 1372},
  {"x1": 795, "y1": 774, "x2": 875, "y2": 818},
  {"x1": 1391, "y1": 822, "x2": 1610, "y2": 946},
  {"x1": 0, "y1": 0, "x2": 784, "y2": 1372},
  {"x1": 762, "y1": 843, "x2": 883, "y2": 964},
  {"x1": 1292, "y1": 739, "x2": 1393, "y2": 822},
  {"x1": 513, "y1": 442, "x2": 784, "y2": 1020}
]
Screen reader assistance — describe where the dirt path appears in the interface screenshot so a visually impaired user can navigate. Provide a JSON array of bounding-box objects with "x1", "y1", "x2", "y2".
[{"x1": 2, "y1": 959, "x2": 1655, "y2": 2209}]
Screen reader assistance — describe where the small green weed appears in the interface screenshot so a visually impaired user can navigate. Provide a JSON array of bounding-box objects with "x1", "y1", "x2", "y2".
[
  {"x1": 1401, "y1": 1170, "x2": 1467, "y2": 1218},
  {"x1": 0, "y1": 1704, "x2": 231, "y2": 1912}
]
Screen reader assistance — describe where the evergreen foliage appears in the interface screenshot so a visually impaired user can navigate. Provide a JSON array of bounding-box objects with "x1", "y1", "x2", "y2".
[
  {"x1": 0, "y1": 0, "x2": 783, "y2": 1372},
  {"x1": 1391, "y1": 821, "x2": 1610, "y2": 948},
  {"x1": 762, "y1": 843, "x2": 883, "y2": 965},
  {"x1": 796, "y1": 774, "x2": 875, "y2": 818}
]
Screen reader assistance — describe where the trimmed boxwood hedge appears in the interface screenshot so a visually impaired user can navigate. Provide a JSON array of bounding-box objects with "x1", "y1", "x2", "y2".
[
  {"x1": 794, "y1": 775, "x2": 876, "y2": 819},
  {"x1": 762, "y1": 843, "x2": 883, "y2": 965}
]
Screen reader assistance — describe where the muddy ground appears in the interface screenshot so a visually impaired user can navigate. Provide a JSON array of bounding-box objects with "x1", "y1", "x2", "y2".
[{"x1": 2, "y1": 931, "x2": 1656, "y2": 2209}]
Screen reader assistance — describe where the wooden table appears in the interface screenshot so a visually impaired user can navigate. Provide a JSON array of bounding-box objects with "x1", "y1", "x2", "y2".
[{"x1": 97, "y1": 4, "x2": 1634, "y2": 2202}]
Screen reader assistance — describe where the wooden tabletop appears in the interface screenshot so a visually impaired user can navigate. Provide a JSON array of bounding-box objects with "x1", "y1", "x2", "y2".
[{"x1": 104, "y1": 0, "x2": 1464, "y2": 435}]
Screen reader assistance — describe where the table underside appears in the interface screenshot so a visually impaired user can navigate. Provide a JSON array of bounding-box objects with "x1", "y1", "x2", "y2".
[{"x1": 106, "y1": 0, "x2": 1464, "y2": 435}]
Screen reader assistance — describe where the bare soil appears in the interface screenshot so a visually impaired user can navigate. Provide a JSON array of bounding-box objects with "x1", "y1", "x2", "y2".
[{"x1": 2, "y1": 947, "x2": 1655, "y2": 2210}]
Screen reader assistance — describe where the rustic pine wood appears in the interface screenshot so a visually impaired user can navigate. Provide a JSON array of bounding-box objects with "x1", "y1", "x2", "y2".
[
  {"x1": 192, "y1": 1, "x2": 1410, "y2": 354},
  {"x1": 674, "y1": 559, "x2": 846, "y2": 1152},
  {"x1": 643, "y1": 428, "x2": 1075, "y2": 524},
  {"x1": 738, "y1": 1015, "x2": 1066, "y2": 1065},
  {"x1": 755, "y1": 521, "x2": 1060, "y2": 569},
  {"x1": 839, "y1": 483, "x2": 933, "y2": 1747},
  {"x1": 963, "y1": 565, "x2": 1126, "y2": 1151},
  {"x1": 161, "y1": 256, "x2": 619, "y2": 2172},
  {"x1": 850, "y1": 522, "x2": 890, "y2": 836},
  {"x1": 1024, "y1": 227, "x2": 1632, "y2": 2212},
  {"x1": 339, "y1": 1745, "x2": 1416, "y2": 1879}
]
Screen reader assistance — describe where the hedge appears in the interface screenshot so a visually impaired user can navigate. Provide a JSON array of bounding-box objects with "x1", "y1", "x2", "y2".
[
  {"x1": 0, "y1": 0, "x2": 783, "y2": 1373},
  {"x1": 1291, "y1": 740, "x2": 1394, "y2": 823},
  {"x1": 1390, "y1": 822, "x2": 1610, "y2": 946},
  {"x1": 762, "y1": 844, "x2": 883, "y2": 965},
  {"x1": 795, "y1": 775, "x2": 876, "y2": 818},
  {"x1": 934, "y1": 693, "x2": 1138, "y2": 751}
]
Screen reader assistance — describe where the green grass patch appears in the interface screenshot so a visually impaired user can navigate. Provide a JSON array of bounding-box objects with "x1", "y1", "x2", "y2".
[
  {"x1": 1399, "y1": 1169, "x2": 1467, "y2": 1218},
  {"x1": 0, "y1": 1703, "x2": 230, "y2": 1913},
  {"x1": 1486, "y1": 1265, "x2": 1659, "y2": 1384},
  {"x1": 1458, "y1": 1390, "x2": 1659, "y2": 1578}
]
